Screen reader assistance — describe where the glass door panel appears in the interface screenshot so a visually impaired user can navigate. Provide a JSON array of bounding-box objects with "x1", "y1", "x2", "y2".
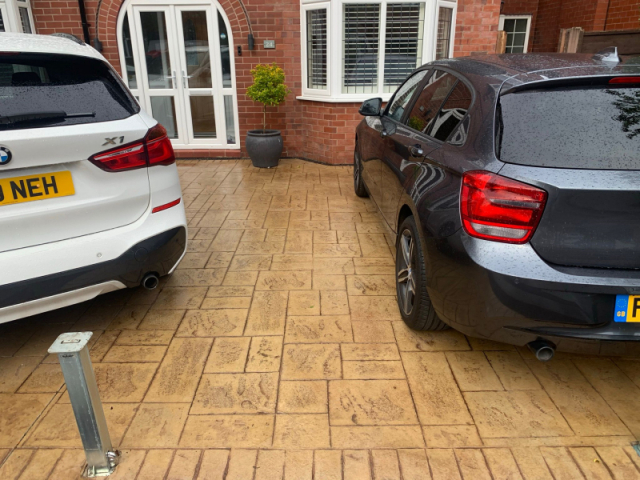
[
  {"x1": 190, "y1": 96, "x2": 216, "y2": 138},
  {"x1": 181, "y1": 10, "x2": 212, "y2": 88},
  {"x1": 218, "y1": 11, "x2": 232, "y2": 88},
  {"x1": 139, "y1": 11, "x2": 173, "y2": 89},
  {"x1": 134, "y1": 6, "x2": 185, "y2": 143},
  {"x1": 121, "y1": 13, "x2": 138, "y2": 90},
  {"x1": 150, "y1": 96, "x2": 178, "y2": 138},
  {"x1": 176, "y1": 6, "x2": 223, "y2": 144}
]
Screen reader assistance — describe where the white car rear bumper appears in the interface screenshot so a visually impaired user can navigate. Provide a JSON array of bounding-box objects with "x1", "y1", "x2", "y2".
[{"x1": 0, "y1": 166, "x2": 187, "y2": 324}]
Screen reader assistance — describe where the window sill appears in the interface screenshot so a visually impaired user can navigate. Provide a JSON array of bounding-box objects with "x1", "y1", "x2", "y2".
[{"x1": 297, "y1": 93, "x2": 393, "y2": 103}]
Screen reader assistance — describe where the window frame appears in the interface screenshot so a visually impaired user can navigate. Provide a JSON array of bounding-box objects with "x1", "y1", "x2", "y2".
[
  {"x1": 299, "y1": 0, "x2": 457, "y2": 103},
  {"x1": 0, "y1": 0, "x2": 35, "y2": 33},
  {"x1": 301, "y1": 2, "x2": 331, "y2": 98},
  {"x1": 435, "y1": 1, "x2": 456, "y2": 60},
  {"x1": 498, "y1": 14, "x2": 532, "y2": 54}
]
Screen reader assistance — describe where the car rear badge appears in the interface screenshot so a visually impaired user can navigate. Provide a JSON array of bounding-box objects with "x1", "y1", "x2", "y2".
[{"x1": 0, "y1": 147, "x2": 11, "y2": 166}]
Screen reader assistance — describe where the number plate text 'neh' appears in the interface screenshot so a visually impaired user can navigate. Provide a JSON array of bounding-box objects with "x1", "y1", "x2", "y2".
[{"x1": 0, "y1": 171, "x2": 75, "y2": 207}]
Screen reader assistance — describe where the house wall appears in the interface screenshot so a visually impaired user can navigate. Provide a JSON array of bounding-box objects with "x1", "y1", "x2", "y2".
[
  {"x1": 30, "y1": 0, "x2": 503, "y2": 164},
  {"x1": 502, "y1": 0, "x2": 640, "y2": 53},
  {"x1": 604, "y1": 0, "x2": 640, "y2": 30},
  {"x1": 454, "y1": 0, "x2": 502, "y2": 57}
]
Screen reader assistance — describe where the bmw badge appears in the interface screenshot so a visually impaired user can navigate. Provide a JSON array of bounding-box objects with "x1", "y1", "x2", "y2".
[{"x1": 0, "y1": 147, "x2": 11, "y2": 166}]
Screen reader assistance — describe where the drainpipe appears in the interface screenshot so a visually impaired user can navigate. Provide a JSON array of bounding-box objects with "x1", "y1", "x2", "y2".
[
  {"x1": 237, "y1": 0, "x2": 255, "y2": 50},
  {"x1": 93, "y1": 0, "x2": 103, "y2": 51},
  {"x1": 77, "y1": 0, "x2": 91, "y2": 44}
]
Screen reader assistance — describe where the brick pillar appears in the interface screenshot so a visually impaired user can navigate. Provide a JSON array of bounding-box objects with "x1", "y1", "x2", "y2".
[{"x1": 453, "y1": 0, "x2": 502, "y2": 57}]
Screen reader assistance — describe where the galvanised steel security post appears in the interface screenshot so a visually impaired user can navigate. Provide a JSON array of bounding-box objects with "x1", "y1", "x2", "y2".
[{"x1": 49, "y1": 332, "x2": 120, "y2": 477}]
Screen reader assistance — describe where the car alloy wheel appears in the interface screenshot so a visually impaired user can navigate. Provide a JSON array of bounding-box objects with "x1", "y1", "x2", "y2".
[
  {"x1": 397, "y1": 228, "x2": 417, "y2": 315},
  {"x1": 353, "y1": 150, "x2": 368, "y2": 198}
]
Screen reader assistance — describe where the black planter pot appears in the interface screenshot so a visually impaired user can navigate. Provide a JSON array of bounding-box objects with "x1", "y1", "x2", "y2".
[{"x1": 245, "y1": 129, "x2": 283, "y2": 168}]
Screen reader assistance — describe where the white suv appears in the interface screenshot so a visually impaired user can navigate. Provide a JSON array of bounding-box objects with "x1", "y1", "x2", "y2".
[{"x1": 0, "y1": 33, "x2": 187, "y2": 324}]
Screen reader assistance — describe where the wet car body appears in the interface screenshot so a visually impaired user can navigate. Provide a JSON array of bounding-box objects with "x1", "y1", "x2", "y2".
[{"x1": 355, "y1": 53, "x2": 640, "y2": 355}]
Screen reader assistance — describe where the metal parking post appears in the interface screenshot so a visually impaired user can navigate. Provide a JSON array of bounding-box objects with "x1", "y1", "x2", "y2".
[{"x1": 49, "y1": 332, "x2": 120, "y2": 477}]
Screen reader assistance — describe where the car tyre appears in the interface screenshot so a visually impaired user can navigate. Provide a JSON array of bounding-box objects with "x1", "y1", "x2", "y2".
[
  {"x1": 396, "y1": 215, "x2": 449, "y2": 331},
  {"x1": 353, "y1": 150, "x2": 368, "y2": 198}
]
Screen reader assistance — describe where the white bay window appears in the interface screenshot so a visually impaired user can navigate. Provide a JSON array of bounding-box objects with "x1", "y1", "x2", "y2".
[{"x1": 300, "y1": 0, "x2": 456, "y2": 102}]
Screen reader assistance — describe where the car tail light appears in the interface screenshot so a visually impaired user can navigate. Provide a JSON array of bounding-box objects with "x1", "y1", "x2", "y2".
[
  {"x1": 89, "y1": 142, "x2": 147, "y2": 171},
  {"x1": 90, "y1": 124, "x2": 175, "y2": 171},
  {"x1": 146, "y1": 124, "x2": 175, "y2": 166},
  {"x1": 609, "y1": 77, "x2": 640, "y2": 84},
  {"x1": 460, "y1": 171, "x2": 547, "y2": 244}
]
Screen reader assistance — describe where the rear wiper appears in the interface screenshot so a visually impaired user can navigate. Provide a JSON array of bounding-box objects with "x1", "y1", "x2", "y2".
[{"x1": 0, "y1": 111, "x2": 96, "y2": 125}]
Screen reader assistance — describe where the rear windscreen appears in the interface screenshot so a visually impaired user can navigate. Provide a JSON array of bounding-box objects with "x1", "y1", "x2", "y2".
[
  {"x1": 497, "y1": 82, "x2": 639, "y2": 169},
  {"x1": 0, "y1": 53, "x2": 138, "y2": 131}
]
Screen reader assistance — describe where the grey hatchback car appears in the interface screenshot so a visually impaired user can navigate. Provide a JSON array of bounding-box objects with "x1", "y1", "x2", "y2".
[{"x1": 353, "y1": 52, "x2": 640, "y2": 359}]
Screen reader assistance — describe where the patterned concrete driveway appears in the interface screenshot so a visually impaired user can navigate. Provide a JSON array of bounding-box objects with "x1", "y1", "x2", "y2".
[{"x1": 1, "y1": 159, "x2": 640, "y2": 479}]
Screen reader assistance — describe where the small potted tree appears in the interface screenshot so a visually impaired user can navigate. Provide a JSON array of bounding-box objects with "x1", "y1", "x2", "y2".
[{"x1": 245, "y1": 63, "x2": 291, "y2": 168}]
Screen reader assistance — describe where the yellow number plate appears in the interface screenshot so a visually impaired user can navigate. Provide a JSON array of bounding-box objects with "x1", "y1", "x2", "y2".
[
  {"x1": 614, "y1": 295, "x2": 640, "y2": 322},
  {"x1": 0, "y1": 171, "x2": 74, "y2": 207}
]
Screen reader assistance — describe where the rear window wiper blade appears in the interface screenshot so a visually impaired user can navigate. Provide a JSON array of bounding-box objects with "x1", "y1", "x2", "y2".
[{"x1": 0, "y1": 111, "x2": 96, "y2": 125}]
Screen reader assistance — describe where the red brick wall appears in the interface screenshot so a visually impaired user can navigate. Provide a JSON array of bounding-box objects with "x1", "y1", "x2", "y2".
[
  {"x1": 30, "y1": 0, "x2": 502, "y2": 164},
  {"x1": 503, "y1": 0, "x2": 640, "y2": 53},
  {"x1": 454, "y1": 0, "x2": 502, "y2": 56},
  {"x1": 605, "y1": 0, "x2": 640, "y2": 30},
  {"x1": 31, "y1": 0, "x2": 86, "y2": 39}
]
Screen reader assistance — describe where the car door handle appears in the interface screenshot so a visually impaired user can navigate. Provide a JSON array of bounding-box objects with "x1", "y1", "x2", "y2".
[{"x1": 410, "y1": 145, "x2": 424, "y2": 157}]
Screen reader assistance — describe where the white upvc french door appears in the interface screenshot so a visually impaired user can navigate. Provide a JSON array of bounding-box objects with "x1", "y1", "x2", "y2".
[
  {"x1": 174, "y1": 5, "x2": 225, "y2": 145},
  {"x1": 124, "y1": 3, "x2": 237, "y2": 149}
]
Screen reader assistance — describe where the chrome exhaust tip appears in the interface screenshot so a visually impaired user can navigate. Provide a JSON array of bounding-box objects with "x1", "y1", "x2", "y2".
[
  {"x1": 527, "y1": 338, "x2": 556, "y2": 362},
  {"x1": 141, "y1": 273, "x2": 159, "y2": 290}
]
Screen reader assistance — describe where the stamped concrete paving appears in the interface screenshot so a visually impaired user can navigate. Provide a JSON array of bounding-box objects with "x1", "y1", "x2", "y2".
[{"x1": 1, "y1": 159, "x2": 640, "y2": 478}]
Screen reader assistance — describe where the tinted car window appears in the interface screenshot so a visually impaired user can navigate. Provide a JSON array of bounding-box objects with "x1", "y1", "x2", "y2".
[
  {"x1": 430, "y1": 81, "x2": 472, "y2": 141},
  {"x1": 498, "y1": 83, "x2": 640, "y2": 169},
  {"x1": 0, "y1": 53, "x2": 138, "y2": 131},
  {"x1": 386, "y1": 70, "x2": 428, "y2": 121},
  {"x1": 405, "y1": 70, "x2": 457, "y2": 135}
]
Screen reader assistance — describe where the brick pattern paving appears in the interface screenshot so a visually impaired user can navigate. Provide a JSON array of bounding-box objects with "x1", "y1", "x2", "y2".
[{"x1": 1, "y1": 159, "x2": 640, "y2": 479}]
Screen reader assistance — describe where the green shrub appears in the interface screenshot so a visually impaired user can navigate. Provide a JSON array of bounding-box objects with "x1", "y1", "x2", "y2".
[{"x1": 246, "y1": 63, "x2": 291, "y2": 131}]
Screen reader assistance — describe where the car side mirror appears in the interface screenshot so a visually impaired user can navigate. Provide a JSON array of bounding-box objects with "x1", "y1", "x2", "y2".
[{"x1": 359, "y1": 98, "x2": 383, "y2": 116}]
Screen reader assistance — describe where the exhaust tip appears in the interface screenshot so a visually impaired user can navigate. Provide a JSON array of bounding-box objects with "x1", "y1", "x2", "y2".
[
  {"x1": 141, "y1": 273, "x2": 159, "y2": 290},
  {"x1": 527, "y1": 338, "x2": 556, "y2": 362}
]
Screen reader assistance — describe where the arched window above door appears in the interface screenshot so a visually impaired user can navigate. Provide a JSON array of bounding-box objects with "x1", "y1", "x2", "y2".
[{"x1": 117, "y1": 1, "x2": 239, "y2": 150}]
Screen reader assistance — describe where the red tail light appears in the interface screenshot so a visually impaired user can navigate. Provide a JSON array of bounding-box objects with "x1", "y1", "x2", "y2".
[
  {"x1": 89, "y1": 143, "x2": 147, "y2": 171},
  {"x1": 609, "y1": 77, "x2": 640, "y2": 84},
  {"x1": 146, "y1": 124, "x2": 175, "y2": 166},
  {"x1": 460, "y1": 171, "x2": 547, "y2": 244},
  {"x1": 90, "y1": 124, "x2": 175, "y2": 171}
]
